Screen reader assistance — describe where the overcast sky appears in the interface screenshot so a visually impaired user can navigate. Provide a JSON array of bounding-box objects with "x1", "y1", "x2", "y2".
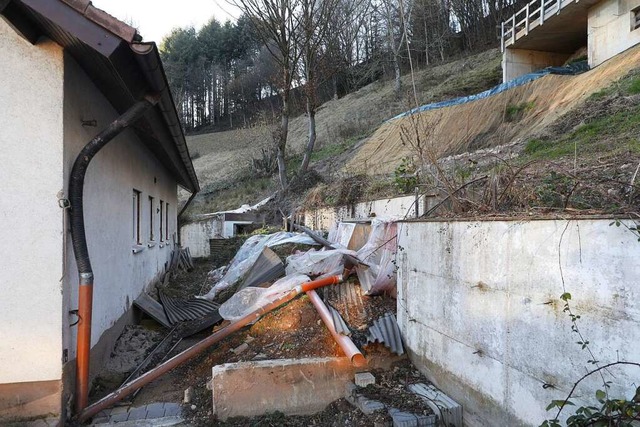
[{"x1": 91, "y1": 0, "x2": 241, "y2": 43}]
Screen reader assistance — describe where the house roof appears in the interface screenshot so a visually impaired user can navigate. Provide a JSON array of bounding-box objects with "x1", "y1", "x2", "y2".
[{"x1": 0, "y1": 0, "x2": 200, "y2": 193}]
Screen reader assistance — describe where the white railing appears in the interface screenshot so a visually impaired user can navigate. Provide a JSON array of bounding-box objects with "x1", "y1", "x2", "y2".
[{"x1": 501, "y1": 0, "x2": 570, "y2": 51}]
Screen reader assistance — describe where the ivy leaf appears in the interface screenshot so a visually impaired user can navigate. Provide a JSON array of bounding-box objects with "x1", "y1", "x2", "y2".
[{"x1": 595, "y1": 389, "x2": 606, "y2": 402}]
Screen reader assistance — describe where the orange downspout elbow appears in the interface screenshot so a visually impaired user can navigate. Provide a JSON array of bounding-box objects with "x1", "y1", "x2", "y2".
[{"x1": 306, "y1": 289, "x2": 367, "y2": 367}]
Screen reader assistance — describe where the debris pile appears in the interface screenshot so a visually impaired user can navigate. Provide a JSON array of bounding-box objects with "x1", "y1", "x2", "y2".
[{"x1": 90, "y1": 218, "x2": 417, "y2": 425}]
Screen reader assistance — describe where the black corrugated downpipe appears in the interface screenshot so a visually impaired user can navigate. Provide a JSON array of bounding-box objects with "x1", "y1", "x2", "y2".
[{"x1": 69, "y1": 96, "x2": 157, "y2": 413}]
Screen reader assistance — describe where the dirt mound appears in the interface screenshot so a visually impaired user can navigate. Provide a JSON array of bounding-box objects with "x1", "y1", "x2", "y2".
[{"x1": 347, "y1": 44, "x2": 640, "y2": 175}]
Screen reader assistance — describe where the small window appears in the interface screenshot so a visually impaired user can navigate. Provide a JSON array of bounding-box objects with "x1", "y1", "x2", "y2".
[
  {"x1": 633, "y1": 7, "x2": 640, "y2": 31},
  {"x1": 165, "y1": 203, "x2": 170, "y2": 242},
  {"x1": 148, "y1": 196, "x2": 155, "y2": 241},
  {"x1": 133, "y1": 189, "x2": 141, "y2": 244},
  {"x1": 159, "y1": 200, "x2": 164, "y2": 241}
]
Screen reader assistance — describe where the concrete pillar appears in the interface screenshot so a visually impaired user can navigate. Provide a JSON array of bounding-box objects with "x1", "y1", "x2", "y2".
[{"x1": 502, "y1": 48, "x2": 572, "y2": 82}]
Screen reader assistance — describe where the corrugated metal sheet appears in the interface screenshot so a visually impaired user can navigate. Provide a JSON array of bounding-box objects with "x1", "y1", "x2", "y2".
[
  {"x1": 327, "y1": 304, "x2": 351, "y2": 336},
  {"x1": 158, "y1": 290, "x2": 220, "y2": 325},
  {"x1": 240, "y1": 247, "x2": 285, "y2": 289},
  {"x1": 408, "y1": 383, "x2": 463, "y2": 427},
  {"x1": 321, "y1": 282, "x2": 366, "y2": 325},
  {"x1": 367, "y1": 313, "x2": 404, "y2": 355}
]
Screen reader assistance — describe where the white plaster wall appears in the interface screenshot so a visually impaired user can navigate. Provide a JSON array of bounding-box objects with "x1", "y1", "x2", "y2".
[
  {"x1": 180, "y1": 215, "x2": 224, "y2": 258},
  {"x1": 303, "y1": 195, "x2": 423, "y2": 231},
  {"x1": 0, "y1": 21, "x2": 64, "y2": 384},
  {"x1": 61, "y1": 54, "x2": 179, "y2": 361},
  {"x1": 502, "y1": 49, "x2": 571, "y2": 82},
  {"x1": 589, "y1": 0, "x2": 640, "y2": 67},
  {"x1": 397, "y1": 219, "x2": 640, "y2": 426}
]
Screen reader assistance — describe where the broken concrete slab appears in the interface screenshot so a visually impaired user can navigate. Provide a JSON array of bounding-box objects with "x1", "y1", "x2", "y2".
[
  {"x1": 211, "y1": 357, "x2": 357, "y2": 420},
  {"x1": 408, "y1": 383, "x2": 462, "y2": 427}
]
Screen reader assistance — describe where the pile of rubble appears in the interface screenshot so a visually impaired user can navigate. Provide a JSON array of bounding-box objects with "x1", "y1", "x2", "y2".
[{"x1": 84, "y1": 219, "x2": 462, "y2": 426}]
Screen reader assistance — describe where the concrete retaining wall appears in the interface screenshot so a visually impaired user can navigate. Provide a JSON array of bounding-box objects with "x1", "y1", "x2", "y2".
[{"x1": 397, "y1": 219, "x2": 640, "y2": 426}]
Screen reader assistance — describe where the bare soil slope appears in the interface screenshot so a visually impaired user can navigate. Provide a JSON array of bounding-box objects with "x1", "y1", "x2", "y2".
[{"x1": 347, "y1": 44, "x2": 640, "y2": 175}]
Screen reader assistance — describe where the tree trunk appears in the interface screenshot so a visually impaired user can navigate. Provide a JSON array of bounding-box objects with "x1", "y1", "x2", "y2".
[
  {"x1": 393, "y1": 54, "x2": 402, "y2": 98},
  {"x1": 277, "y1": 90, "x2": 290, "y2": 190},
  {"x1": 300, "y1": 97, "x2": 316, "y2": 174}
]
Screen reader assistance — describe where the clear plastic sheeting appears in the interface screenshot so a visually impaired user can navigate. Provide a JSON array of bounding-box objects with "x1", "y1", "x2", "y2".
[
  {"x1": 219, "y1": 274, "x2": 310, "y2": 321},
  {"x1": 391, "y1": 61, "x2": 589, "y2": 121},
  {"x1": 355, "y1": 220, "x2": 397, "y2": 295},
  {"x1": 200, "y1": 232, "x2": 318, "y2": 300},
  {"x1": 330, "y1": 223, "x2": 356, "y2": 249},
  {"x1": 285, "y1": 248, "x2": 358, "y2": 277}
]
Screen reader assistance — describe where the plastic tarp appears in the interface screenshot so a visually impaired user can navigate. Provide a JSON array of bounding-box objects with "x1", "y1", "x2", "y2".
[
  {"x1": 219, "y1": 274, "x2": 310, "y2": 321},
  {"x1": 285, "y1": 248, "x2": 358, "y2": 278},
  {"x1": 355, "y1": 219, "x2": 397, "y2": 295},
  {"x1": 391, "y1": 61, "x2": 589, "y2": 121},
  {"x1": 200, "y1": 232, "x2": 318, "y2": 300}
]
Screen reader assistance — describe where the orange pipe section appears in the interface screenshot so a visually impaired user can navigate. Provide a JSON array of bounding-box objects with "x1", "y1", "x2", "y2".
[
  {"x1": 306, "y1": 290, "x2": 367, "y2": 367},
  {"x1": 76, "y1": 284, "x2": 93, "y2": 412},
  {"x1": 77, "y1": 275, "x2": 343, "y2": 422}
]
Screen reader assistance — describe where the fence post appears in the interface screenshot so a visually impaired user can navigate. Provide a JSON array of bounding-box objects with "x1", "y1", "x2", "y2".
[
  {"x1": 540, "y1": 0, "x2": 545, "y2": 25},
  {"x1": 525, "y1": 3, "x2": 530, "y2": 34},
  {"x1": 501, "y1": 21, "x2": 505, "y2": 51}
]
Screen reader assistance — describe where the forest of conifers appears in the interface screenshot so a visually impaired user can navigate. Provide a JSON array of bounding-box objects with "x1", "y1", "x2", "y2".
[{"x1": 160, "y1": 0, "x2": 527, "y2": 134}]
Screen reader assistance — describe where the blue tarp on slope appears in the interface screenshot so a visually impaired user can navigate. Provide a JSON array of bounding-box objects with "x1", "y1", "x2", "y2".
[{"x1": 390, "y1": 61, "x2": 589, "y2": 121}]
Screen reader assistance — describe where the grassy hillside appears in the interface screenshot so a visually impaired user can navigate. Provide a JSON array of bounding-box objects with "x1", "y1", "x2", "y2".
[{"x1": 184, "y1": 49, "x2": 502, "y2": 215}]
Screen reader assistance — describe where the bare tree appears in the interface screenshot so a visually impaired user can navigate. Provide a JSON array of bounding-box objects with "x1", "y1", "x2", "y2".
[
  {"x1": 230, "y1": 0, "x2": 302, "y2": 190},
  {"x1": 381, "y1": 0, "x2": 413, "y2": 98}
]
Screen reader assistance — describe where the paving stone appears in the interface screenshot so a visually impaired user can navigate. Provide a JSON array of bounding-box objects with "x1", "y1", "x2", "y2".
[
  {"x1": 111, "y1": 406, "x2": 130, "y2": 415},
  {"x1": 109, "y1": 411, "x2": 129, "y2": 423},
  {"x1": 126, "y1": 405, "x2": 147, "y2": 421},
  {"x1": 91, "y1": 415, "x2": 109, "y2": 425},
  {"x1": 163, "y1": 402, "x2": 181, "y2": 417},
  {"x1": 145, "y1": 402, "x2": 165, "y2": 419},
  {"x1": 388, "y1": 408, "x2": 437, "y2": 427}
]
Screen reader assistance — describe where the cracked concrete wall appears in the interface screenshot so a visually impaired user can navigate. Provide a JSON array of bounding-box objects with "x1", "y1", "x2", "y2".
[{"x1": 397, "y1": 219, "x2": 640, "y2": 426}]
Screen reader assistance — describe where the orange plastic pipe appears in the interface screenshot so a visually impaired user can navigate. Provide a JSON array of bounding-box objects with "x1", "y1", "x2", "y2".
[
  {"x1": 76, "y1": 285, "x2": 93, "y2": 411},
  {"x1": 306, "y1": 290, "x2": 366, "y2": 367},
  {"x1": 77, "y1": 275, "x2": 343, "y2": 422}
]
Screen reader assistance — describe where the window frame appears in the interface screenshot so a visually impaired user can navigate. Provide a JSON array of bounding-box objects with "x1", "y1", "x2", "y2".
[
  {"x1": 133, "y1": 189, "x2": 142, "y2": 245},
  {"x1": 148, "y1": 195, "x2": 155, "y2": 242},
  {"x1": 159, "y1": 200, "x2": 164, "y2": 242}
]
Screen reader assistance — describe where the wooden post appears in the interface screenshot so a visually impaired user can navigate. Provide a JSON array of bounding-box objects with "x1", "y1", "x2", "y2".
[
  {"x1": 525, "y1": 3, "x2": 530, "y2": 34},
  {"x1": 501, "y1": 21, "x2": 505, "y2": 51},
  {"x1": 540, "y1": 0, "x2": 545, "y2": 25}
]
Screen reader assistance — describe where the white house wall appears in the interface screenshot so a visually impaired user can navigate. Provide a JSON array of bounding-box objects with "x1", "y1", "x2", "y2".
[
  {"x1": 589, "y1": 0, "x2": 640, "y2": 67},
  {"x1": 180, "y1": 215, "x2": 224, "y2": 258},
  {"x1": 0, "y1": 21, "x2": 65, "y2": 385},
  {"x1": 397, "y1": 219, "x2": 640, "y2": 426},
  {"x1": 61, "y1": 54, "x2": 178, "y2": 364}
]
